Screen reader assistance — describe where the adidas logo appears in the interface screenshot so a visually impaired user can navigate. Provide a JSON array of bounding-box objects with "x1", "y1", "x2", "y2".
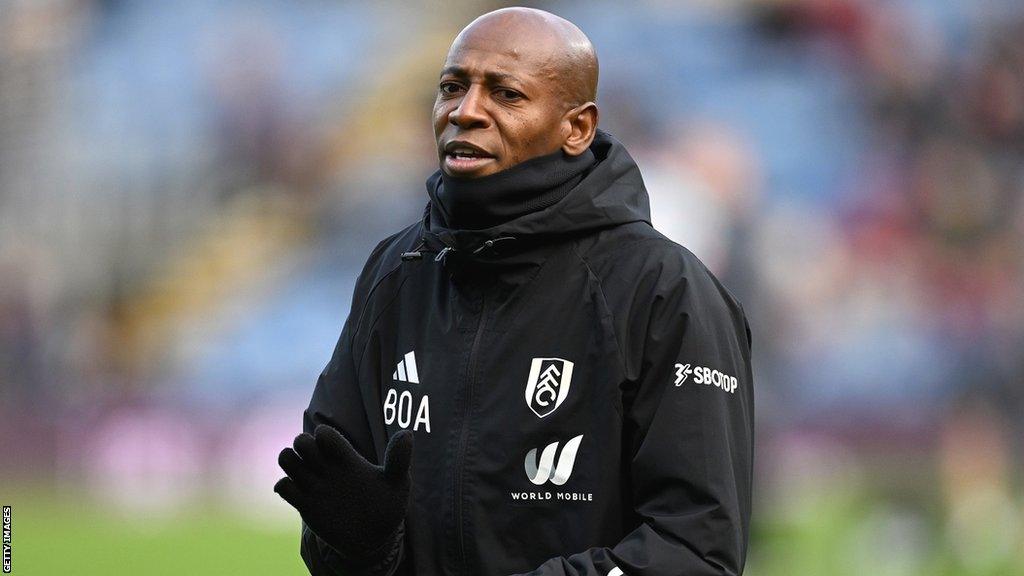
[{"x1": 392, "y1": 351, "x2": 419, "y2": 383}]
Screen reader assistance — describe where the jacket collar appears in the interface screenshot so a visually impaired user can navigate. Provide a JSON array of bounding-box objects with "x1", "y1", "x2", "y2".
[{"x1": 418, "y1": 129, "x2": 651, "y2": 264}]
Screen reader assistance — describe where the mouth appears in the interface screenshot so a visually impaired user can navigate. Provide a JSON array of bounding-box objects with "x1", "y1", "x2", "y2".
[{"x1": 442, "y1": 141, "x2": 496, "y2": 175}]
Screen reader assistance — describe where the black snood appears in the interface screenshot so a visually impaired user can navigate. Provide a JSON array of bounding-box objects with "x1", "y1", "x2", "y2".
[{"x1": 427, "y1": 148, "x2": 597, "y2": 230}]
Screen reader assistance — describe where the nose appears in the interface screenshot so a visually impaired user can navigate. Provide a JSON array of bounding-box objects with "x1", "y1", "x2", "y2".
[{"x1": 448, "y1": 85, "x2": 490, "y2": 129}]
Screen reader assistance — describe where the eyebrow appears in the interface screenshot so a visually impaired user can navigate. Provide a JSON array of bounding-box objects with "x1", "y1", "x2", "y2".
[{"x1": 439, "y1": 65, "x2": 522, "y2": 86}]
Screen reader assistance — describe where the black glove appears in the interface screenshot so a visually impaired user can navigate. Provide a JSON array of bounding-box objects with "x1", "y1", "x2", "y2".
[{"x1": 275, "y1": 424, "x2": 414, "y2": 565}]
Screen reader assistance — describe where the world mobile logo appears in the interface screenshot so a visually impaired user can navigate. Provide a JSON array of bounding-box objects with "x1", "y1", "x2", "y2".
[{"x1": 511, "y1": 435, "x2": 593, "y2": 503}]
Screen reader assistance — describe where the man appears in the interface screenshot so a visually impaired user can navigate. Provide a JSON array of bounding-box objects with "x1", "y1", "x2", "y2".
[{"x1": 275, "y1": 7, "x2": 754, "y2": 576}]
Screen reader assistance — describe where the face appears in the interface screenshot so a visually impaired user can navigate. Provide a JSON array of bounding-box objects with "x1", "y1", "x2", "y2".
[{"x1": 432, "y1": 33, "x2": 573, "y2": 178}]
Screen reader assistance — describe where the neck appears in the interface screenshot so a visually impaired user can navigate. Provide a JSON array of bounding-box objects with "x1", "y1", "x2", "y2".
[{"x1": 428, "y1": 148, "x2": 597, "y2": 231}]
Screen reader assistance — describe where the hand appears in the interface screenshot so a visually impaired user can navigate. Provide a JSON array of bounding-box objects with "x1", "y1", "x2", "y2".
[{"x1": 275, "y1": 425, "x2": 414, "y2": 563}]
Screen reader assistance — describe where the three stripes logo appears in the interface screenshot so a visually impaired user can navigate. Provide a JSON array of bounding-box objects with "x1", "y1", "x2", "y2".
[
  {"x1": 392, "y1": 351, "x2": 419, "y2": 384},
  {"x1": 524, "y1": 434, "x2": 583, "y2": 486},
  {"x1": 525, "y1": 357, "x2": 573, "y2": 418}
]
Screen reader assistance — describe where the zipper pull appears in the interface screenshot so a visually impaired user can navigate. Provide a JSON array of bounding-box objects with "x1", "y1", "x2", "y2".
[
  {"x1": 401, "y1": 239, "x2": 428, "y2": 260},
  {"x1": 471, "y1": 235, "x2": 516, "y2": 255},
  {"x1": 471, "y1": 240, "x2": 494, "y2": 254},
  {"x1": 435, "y1": 246, "x2": 454, "y2": 264}
]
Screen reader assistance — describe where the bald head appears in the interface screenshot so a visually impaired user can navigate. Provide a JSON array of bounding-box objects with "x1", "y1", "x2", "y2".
[
  {"x1": 432, "y1": 8, "x2": 601, "y2": 177},
  {"x1": 453, "y1": 7, "x2": 598, "y2": 106}
]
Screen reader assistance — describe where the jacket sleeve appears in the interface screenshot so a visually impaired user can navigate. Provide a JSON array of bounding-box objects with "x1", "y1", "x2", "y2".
[
  {"x1": 517, "y1": 247, "x2": 754, "y2": 576},
  {"x1": 299, "y1": 243, "x2": 407, "y2": 576}
]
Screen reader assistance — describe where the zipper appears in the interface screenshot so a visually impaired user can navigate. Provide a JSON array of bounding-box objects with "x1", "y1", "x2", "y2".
[{"x1": 455, "y1": 291, "x2": 487, "y2": 576}]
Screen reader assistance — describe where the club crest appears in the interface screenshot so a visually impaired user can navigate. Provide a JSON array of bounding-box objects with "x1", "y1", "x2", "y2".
[{"x1": 525, "y1": 358, "x2": 574, "y2": 418}]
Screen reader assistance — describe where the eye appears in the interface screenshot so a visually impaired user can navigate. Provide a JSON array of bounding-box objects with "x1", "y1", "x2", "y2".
[
  {"x1": 496, "y1": 88, "x2": 523, "y2": 101},
  {"x1": 439, "y1": 81, "x2": 464, "y2": 95}
]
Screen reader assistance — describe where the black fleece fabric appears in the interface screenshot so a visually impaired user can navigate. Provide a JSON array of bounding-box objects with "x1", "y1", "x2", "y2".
[
  {"x1": 299, "y1": 129, "x2": 754, "y2": 576},
  {"x1": 276, "y1": 426, "x2": 413, "y2": 573}
]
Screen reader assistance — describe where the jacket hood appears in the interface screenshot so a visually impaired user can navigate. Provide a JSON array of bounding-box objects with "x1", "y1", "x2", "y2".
[{"x1": 419, "y1": 129, "x2": 651, "y2": 261}]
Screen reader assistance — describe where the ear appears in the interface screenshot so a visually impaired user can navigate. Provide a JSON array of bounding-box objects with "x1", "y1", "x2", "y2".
[{"x1": 561, "y1": 102, "x2": 599, "y2": 156}]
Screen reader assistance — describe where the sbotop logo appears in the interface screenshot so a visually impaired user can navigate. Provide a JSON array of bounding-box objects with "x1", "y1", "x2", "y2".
[
  {"x1": 674, "y1": 362, "x2": 738, "y2": 393},
  {"x1": 674, "y1": 363, "x2": 693, "y2": 385},
  {"x1": 525, "y1": 357, "x2": 574, "y2": 418}
]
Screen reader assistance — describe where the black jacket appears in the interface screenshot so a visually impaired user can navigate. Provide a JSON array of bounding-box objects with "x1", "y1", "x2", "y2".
[{"x1": 300, "y1": 130, "x2": 754, "y2": 576}]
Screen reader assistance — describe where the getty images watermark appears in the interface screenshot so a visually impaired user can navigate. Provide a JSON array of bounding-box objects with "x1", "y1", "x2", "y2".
[{"x1": 2, "y1": 505, "x2": 10, "y2": 573}]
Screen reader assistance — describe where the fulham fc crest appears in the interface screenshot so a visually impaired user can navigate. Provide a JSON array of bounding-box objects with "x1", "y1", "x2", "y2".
[{"x1": 525, "y1": 358, "x2": 574, "y2": 418}]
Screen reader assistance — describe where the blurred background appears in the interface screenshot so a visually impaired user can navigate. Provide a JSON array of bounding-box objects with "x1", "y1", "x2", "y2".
[{"x1": 1, "y1": 0, "x2": 1022, "y2": 574}]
